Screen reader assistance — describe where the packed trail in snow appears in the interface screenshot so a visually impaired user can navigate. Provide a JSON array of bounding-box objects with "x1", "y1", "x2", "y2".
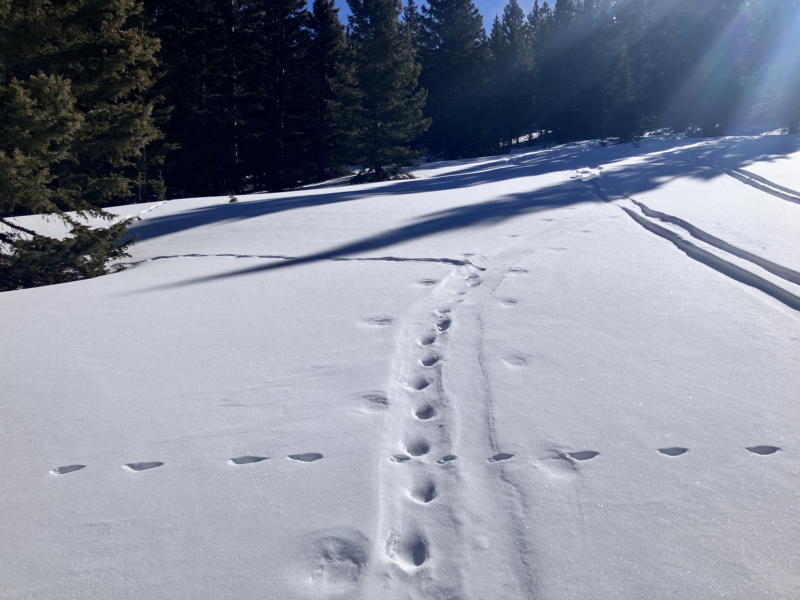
[{"x1": 2, "y1": 134, "x2": 800, "y2": 599}]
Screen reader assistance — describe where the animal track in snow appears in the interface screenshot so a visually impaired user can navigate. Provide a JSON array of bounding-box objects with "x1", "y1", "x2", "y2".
[
  {"x1": 746, "y1": 446, "x2": 781, "y2": 455},
  {"x1": 123, "y1": 462, "x2": 163, "y2": 472},
  {"x1": 508, "y1": 267, "x2": 529, "y2": 274},
  {"x1": 391, "y1": 455, "x2": 412, "y2": 463},
  {"x1": 404, "y1": 439, "x2": 430, "y2": 457},
  {"x1": 419, "y1": 333, "x2": 437, "y2": 346},
  {"x1": 411, "y1": 540, "x2": 427, "y2": 566},
  {"x1": 568, "y1": 451, "x2": 599, "y2": 461},
  {"x1": 498, "y1": 298, "x2": 518, "y2": 307},
  {"x1": 658, "y1": 447, "x2": 688, "y2": 457},
  {"x1": 488, "y1": 453, "x2": 514, "y2": 462},
  {"x1": 436, "y1": 317, "x2": 452, "y2": 332},
  {"x1": 229, "y1": 456, "x2": 269, "y2": 465},
  {"x1": 501, "y1": 354, "x2": 528, "y2": 368},
  {"x1": 413, "y1": 405, "x2": 435, "y2": 420},
  {"x1": 406, "y1": 376, "x2": 430, "y2": 391},
  {"x1": 288, "y1": 453, "x2": 324, "y2": 462},
  {"x1": 466, "y1": 273, "x2": 481, "y2": 280},
  {"x1": 417, "y1": 279, "x2": 439, "y2": 287},
  {"x1": 309, "y1": 535, "x2": 367, "y2": 594},
  {"x1": 51, "y1": 465, "x2": 85, "y2": 475},
  {"x1": 410, "y1": 483, "x2": 437, "y2": 504},
  {"x1": 420, "y1": 354, "x2": 439, "y2": 367},
  {"x1": 361, "y1": 316, "x2": 394, "y2": 327},
  {"x1": 436, "y1": 455, "x2": 457, "y2": 464},
  {"x1": 537, "y1": 455, "x2": 580, "y2": 480},
  {"x1": 357, "y1": 391, "x2": 389, "y2": 412},
  {"x1": 386, "y1": 532, "x2": 428, "y2": 567},
  {"x1": 467, "y1": 280, "x2": 483, "y2": 287}
]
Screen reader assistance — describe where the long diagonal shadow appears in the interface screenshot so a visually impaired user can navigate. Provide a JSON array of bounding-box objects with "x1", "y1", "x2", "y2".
[
  {"x1": 133, "y1": 134, "x2": 799, "y2": 292},
  {"x1": 129, "y1": 135, "x2": 799, "y2": 245},
  {"x1": 143, "y1": 183, "x2": 590, "y2": 291}
]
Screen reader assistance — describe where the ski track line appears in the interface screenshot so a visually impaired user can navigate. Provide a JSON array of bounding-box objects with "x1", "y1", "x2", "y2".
[
  {"x1": 581, "y1": 171, "x2": 800, "y2": 314},
  {"x1": 721, "y1": 167, "x2": 800, "y2": 205},
  {"x1": 628, "y1": 197, "x2": 800, "y2": 287},
  {"x1": 444, "y1": 258, "x2": 536, "y2": 599},
  {"x1": 621, "y1": 205, "x2": 800, "y2": 313},
  {"x1": 476, "y1": 267, "x2": 537, "y2": 599}
]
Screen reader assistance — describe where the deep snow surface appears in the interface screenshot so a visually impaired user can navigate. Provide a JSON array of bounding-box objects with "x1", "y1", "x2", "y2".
[{"x1": 2, "y1": 135, "x2": 800, "y2": 599}]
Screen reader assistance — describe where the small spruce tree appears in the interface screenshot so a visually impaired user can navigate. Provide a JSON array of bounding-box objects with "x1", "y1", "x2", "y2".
[{"x1": 0, "y1": 0, "x2": 163, "y2": 291}]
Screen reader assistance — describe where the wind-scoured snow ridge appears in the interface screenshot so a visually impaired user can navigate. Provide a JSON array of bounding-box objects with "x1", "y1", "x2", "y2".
[
  {"x1": 629, "y1": 198, "x2": 800, "y2": 287},
  {"x1": 621, "y1": 206, "x2": 800, "y2": 313},
  {"x1": 722, "y1": 167, "x2": 800, "y2": 204}
]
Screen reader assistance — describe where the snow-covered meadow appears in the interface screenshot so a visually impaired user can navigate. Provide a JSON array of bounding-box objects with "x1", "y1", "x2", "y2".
[{"x1": 2, "y1": 135, "x2": 800, "y2": 599}]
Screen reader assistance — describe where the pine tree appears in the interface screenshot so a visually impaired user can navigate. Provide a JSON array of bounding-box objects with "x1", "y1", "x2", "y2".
[
  {"x1": 403, "y1": 0, "x2": 425, "y2": 52},
  {"x1": 308, "y1": 0, "x2": 357, "y2": 181},
  {"x1": 238, "y1": 0, "x2": 312, "y2": 192},
  {"x1": 145, "y1": 0, "x2": 238, "y2": 197},
  {"x1": 347, "y1": 0, "x2": 430, "y2": 182},
  {"x1": 1, "y1": 0, "x2": 162, "y2": 291},
  {"x1": 499, "y1": 0, "x2": 535, "y2": 145},
  {"x1": 418, "y1": 0, "x2": 491, "y2": 158},
  {"x1": 527, "y1": 0, "x2": 551, "y2": 143}
]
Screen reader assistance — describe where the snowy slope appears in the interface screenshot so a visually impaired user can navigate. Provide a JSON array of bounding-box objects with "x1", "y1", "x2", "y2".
[{"x1": 2, "y1": 135, "x2": 800, "y2": 600}]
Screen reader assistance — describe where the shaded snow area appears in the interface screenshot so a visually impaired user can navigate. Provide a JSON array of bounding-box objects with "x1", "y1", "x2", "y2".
[{"x1": 3, "y1": 135, "x2": 800, "y2": 599}]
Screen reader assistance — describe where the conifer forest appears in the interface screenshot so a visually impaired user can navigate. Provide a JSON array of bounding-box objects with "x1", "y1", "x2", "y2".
[{"x1": 1, "y1": 0, "x2": 799, "y2": 289}]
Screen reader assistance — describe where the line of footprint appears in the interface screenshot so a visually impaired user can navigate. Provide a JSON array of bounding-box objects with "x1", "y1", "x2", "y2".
[
  {"x1": 393, "y1": 446, "x2": 783, "y2": 467},
  {"x1": 480, "y1": 444, "x2": 783, "y2": 464},
  {"x1": 52, "y1": 444, "x2": 781, "y2": 477},
  {"x1": 380, "y1": 265, "x2": 488, "y2": 575},
  {"x1": 49, "y1": 452, "x2": 324, "y2": 476}
]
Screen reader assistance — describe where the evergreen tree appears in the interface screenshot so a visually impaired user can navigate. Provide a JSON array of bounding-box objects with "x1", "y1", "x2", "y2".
[
  {"x1": 419, "y1": 0, "x2": 491, "y2": 158},
  {"x1": 145, "y1": 0, "x2": 238, "y2": 197},
  {"x1": 601, "y1": 0, "x2": 650, "y2": 138},
  {"x1": 347, "y1": 0, "x2": 430, "y2": 182},
  {"x1": 403, "y1": 0, "x2": 425, "y2": 52},
  {"x1": 238, "y1": 0, "x2": 312, "y2": 192},
  {"x1": 492, "y1": 0, "x2": 535, "y2": 147},
  {"x1": 308, "y1": 0, "x2": 357, "y2": 181},
  {"x1": 1, "y1": 0, "x2": 162, "y2": 291},
  {"x1": 527, "y1": 0, "x2": 552, "y2": 143}
]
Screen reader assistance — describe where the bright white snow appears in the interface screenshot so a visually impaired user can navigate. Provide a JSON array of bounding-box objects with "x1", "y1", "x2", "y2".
[{"x1": 2, "y1": 135, "x2": 800, "y2": 599}]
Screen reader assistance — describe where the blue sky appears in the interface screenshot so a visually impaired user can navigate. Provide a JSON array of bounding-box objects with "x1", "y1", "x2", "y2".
[{"x1": 320, "y1": 1, "x2": 536, "y2": 24}]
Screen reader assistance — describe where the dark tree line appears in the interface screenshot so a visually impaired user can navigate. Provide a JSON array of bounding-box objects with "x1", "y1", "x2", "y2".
[
  {"x1": 414, "y1": 0, "x2": 800, "y2": 157},
  {"x1": 2, "y1": 0, "x2": 799, "y2": 290},
  {"x1": 144, "y1": 0, "x2": 428, "y2": 197},
  {"x1": 147, "y1": 0, "x2": 799, "y2": 195}
]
